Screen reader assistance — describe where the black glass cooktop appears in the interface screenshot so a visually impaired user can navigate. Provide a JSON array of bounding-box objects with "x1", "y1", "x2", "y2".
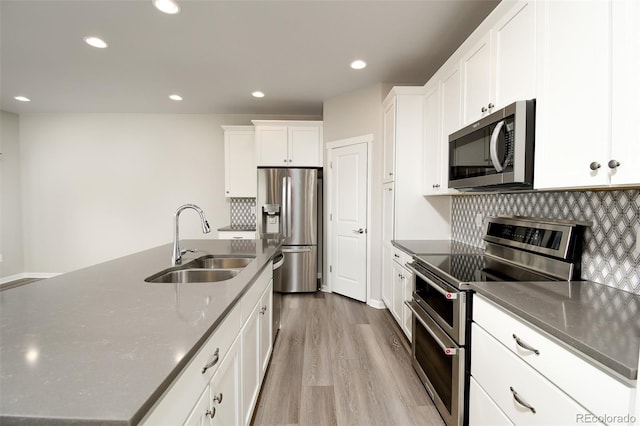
[{"x1": 414, "y1": 253, "x2": 554, "y2": 289}]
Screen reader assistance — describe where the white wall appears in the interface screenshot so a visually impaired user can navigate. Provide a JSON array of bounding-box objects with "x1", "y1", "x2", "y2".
[
  {"x1": 322, "y1": 83, "x2": 394, "y2": 303},
  {"x1": 1, "y1": 110, "x2": 25, "y2": 278},
  {"x1": 18, "y1": 113, "x2": 316, "y2": 273}
]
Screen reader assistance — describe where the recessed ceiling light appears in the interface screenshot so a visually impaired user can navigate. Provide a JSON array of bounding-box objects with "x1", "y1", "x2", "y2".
[
  {"x1": 169, "y1": 94, "x2": 183, "y2": 101},
  {"x1": 84, "y1": 36, "x2": 108, "y2": 49},
  {"x1": 153, "y1": 0, "x2": 181, "y2": 14},
  {"x1": 350, "y1": 60, "x2": 367, "y2": 70},
  {"x1": 14, "y1": 96, "x2": 31, "y2": 102},
  {"x1": 252, "y1": 91, "x2": 265, "y2": 98}
]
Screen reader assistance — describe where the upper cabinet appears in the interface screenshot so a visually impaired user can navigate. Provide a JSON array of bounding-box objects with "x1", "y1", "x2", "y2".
[
  {"x1": 253, "y1": 121, "x2": 323, "y2": 167},
  {"x1": 223, "y1": 126, "x2": 256, "y2": 198},
  {"x1": 462, "y1": 1, "x2": 536, "y2": 125},
  {"x1": 383, "y1": 98, "x2": 397, "y2": 183},
  {"x1": 533, "y1": 0, "x2": 640, "y2": 189}
]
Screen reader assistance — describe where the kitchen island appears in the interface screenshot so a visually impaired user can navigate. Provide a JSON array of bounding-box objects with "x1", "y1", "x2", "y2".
[{"x1": 0, "y1": 239, "x2": 279, "y2": 425}]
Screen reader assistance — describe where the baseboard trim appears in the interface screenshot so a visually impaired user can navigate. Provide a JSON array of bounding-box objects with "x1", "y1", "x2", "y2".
[{"x1": 367, "y1": 298, "x2": 386, "y2": 310}]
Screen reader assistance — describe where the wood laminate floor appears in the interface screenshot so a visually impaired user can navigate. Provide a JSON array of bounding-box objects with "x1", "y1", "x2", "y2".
[{"x1": 251, "y1": 292, "x2": 445, "y2": 426}]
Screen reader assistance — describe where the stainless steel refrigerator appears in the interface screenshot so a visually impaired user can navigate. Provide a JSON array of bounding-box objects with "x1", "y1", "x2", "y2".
[{"x1": 257, "y1": 168, "x2": 319, "y2": 293}]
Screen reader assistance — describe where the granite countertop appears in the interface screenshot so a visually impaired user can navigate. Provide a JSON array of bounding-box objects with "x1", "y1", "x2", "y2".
[
  {"x1": 468, "y1": 280, "x2": 640, "y2": 381},
  {"x1": 392, "y1": 239, "x2": 484, "y2": 256},
  {"x1": 217, "y1": 225, "x2": 256, "y2": 232},
  {"x1": 0, "y1": 239, "x2": 279, "y2": 425}
]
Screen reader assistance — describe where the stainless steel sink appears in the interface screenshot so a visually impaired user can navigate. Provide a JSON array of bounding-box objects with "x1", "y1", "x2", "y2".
[
  {"x1": 188, "y1": 256, "x2": 253, "y2": 269},
  {"x1": 146, "y1": 269, "x2": 240, "y2": 284},
  {"x1": 144, "y1": 255, "x2": 254, "y2": 284}
]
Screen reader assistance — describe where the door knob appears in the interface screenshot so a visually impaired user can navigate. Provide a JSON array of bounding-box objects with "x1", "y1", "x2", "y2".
[{"x1": 352, "y1": 228, "x2": 365, "y2": 234}]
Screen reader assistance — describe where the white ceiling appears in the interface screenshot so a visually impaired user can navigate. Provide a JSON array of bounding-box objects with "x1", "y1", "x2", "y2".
[{"x1": 1, "y1": 0, "x2": 499, "y2": 116}]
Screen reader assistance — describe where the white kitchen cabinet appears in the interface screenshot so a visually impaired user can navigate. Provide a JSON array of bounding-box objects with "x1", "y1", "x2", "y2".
[
  {"x1": 469, "y1": 377, "x2": 513, "y2": 426},
  {"x1": 253, "y1": 120, "x2": 323, "y2": 167},
  {"x1": 383, "y1": 97, "x2": 396, "y2": 183},
  {"x1": 381, "y1": 243, "x2": 393, "y2": 311},
  {"x1": 387, "y1": 246, "x2": 413, "y2": 340},
  {"x1": 208, "y1": 335, "x2": 242, "y2": 426},
  {"x1": 534, "y1": 0, "x2": 611, "y2": 189},
  {"x1": 217, "y1": 230, "x2": 256, "y2": 240},
  {"x1": 472, "y1": 295, "x2": 636, "y2": 424},
  {"x1": 422, "y1": 81, "x2": 446, "y2": 195},
  {"x1": 462, "y1": 33, "x2": 493, "y2": 124},
  {"x1": 141, "y1": 263, "x2": 273, "y2": 426},
  {"x1": 382, "y1": 87, "x2": 451, "y2": 238},
  {"x1": 461, "y1": 1, "x2": 536, "y2": 125},
  {"x1": 222, "y1": 126, "x2": 256, "y2": 198},
  {"x1": 381, "y1": 182, "x2": 394, "y2": 311}
]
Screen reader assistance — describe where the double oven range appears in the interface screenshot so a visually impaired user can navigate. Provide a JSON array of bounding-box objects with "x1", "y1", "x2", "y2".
[{"x1": 404, "y1": 216, "x2": 588, "y2": 426}]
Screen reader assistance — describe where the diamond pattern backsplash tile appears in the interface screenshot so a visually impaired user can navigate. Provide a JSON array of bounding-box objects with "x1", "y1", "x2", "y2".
[
  {"x1": 230, "y1": 198, "x2": 256, "y2": 228},
  {"x1": 452, "y1": 190, "x2": 640, "y2": 294}
]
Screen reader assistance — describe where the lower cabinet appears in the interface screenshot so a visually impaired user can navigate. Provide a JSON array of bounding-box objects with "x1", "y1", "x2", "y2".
[
  {"x1": 217, "y1": 231, "x2": 256, "y2": 240},
  {"x1": 470, "y1": 294, "x2": 635, "y2": 425},
  {"x1": 140, "y1": 263, "x2": 273, "y2": 426},
  {"x1": 384, "y1": 246, "x2": 414, "y2": 341}
]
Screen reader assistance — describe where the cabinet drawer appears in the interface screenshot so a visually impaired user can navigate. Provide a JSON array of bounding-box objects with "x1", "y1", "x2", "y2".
[
  {"x1": 217, "y1": 231, "x2": 256, "y2": 240},
  {"x1": 141, "y1": 303, "x2": 242, "y2": 425},
  {"x1": 472, "y1": 323, "x2": 598, "y2": 425},
  {"x1": 469, "y1": 376, "x2": 513, "y2": 426},
  {"x1": 391, "y1": 246, "x2": 411, "y2": 266},
  {"x1": 241, "y1": 262, "x2": 272, "y2": 325},
  {"x1": 473, "y1": 295, "x2": 634, "y2": 419}
]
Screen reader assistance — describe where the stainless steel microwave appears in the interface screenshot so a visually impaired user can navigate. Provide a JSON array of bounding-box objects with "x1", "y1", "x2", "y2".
[{"x1": 448, "y1": 100, "x2": 535, "y2": 191}]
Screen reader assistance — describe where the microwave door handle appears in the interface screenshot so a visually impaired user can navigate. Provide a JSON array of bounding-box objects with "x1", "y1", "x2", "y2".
[{"x1": 489, "y1": 119, "x2": 506, "y2": 173}]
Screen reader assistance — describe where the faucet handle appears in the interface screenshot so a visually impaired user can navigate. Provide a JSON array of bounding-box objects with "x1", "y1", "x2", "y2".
[{"x1": 180, "y1": 248, "x2": 198, "y2": 255}]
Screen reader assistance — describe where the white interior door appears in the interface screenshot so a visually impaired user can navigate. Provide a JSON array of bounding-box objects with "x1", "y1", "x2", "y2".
[{"x1": 330, "y1": 143, "x2": 367, "y2": 302}]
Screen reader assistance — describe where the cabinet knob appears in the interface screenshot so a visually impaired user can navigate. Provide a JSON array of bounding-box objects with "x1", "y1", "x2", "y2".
[
  {"x1": 435, "y1": 184, "x2": 440, "y2": 188},
  {"x1": 260, "y1": 306, "x2": 267, "y2": 315},
  {"x1": 481, "y1": 106, "x2": 488, "y2": 113},
  {"x1": 205, "y1": 408, "x2": 216, "y2": 418},
  {"x1": 589, "y1": 162, "x2": 601, "y2": 171},
  {"x1": 608, "y1": 159, "x2": 621, "y2": 169},
  {"x1": 488, "y1": 102, "x2": 494, "y2": 109},
  {"x1": 212, "y1": 392, "x2": 223, "y2": 404},
  {"x1": 284, "y1": 159, "x2": 287, "y2": 163}
]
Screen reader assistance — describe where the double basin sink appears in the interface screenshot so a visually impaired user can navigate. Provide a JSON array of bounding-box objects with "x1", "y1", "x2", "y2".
[{"x1": 145, "y1": 255, "x2": 254, "y2": 284}]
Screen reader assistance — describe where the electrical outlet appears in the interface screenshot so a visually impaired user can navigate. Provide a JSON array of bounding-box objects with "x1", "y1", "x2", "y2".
[{"x1": 475, "y1": 213, "x2": 484, "y2": 228}]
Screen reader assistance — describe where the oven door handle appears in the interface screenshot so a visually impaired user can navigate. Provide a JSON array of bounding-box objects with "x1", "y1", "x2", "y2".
[
  {"x1": 406, "y1": 264, "x2": 458, "y2": 300},
  {"x1": 405, "y1": 301, "x2": 458, "y2": 356}
]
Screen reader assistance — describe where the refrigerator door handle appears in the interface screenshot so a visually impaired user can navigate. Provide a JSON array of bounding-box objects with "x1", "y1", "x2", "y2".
[
  {"x1": 281, "y1": 176, "x2": 288, "y2": 238},
  {"x1": 282, "y1": 247, "x2": 312, "y2": 253},
  {"x1": 286, "y1": 176, "x2": 293, "y2": 239}
]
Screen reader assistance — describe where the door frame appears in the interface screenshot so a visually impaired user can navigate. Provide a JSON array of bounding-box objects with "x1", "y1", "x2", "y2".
[{"x1": 324, "y1": 134, "x2": 374, "y2": 307}]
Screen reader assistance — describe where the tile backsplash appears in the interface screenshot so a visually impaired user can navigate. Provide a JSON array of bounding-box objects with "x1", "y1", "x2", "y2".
[
  {"x1": 452, "y1": 190, "x2": 640, "y2": 294},
  {"x1": 230, "y1": 198, "x2": 257, "y2": 228}
]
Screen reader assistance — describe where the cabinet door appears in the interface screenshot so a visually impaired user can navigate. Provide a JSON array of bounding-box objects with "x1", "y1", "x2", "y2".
[
  {"x1": 224, "y1": 129, "x2": 256, "y2": 197},
  {"x1": 401, "y1": 267, "x2": 413, "y2": 340},
  {"x1": 469, "y1": 377, "x2": 513, "y2": 426},
  {"x1": 423, "y1": 82, "x2": 444, "y2": 194},
  {"x1": 288, "y1": 126, "x2": 322, "y2": 167},
  {"x1": 534, "y1": 0, "x2": 610, "y2": 189},
  {"x1": 241, "y1": 304, "x2": 260, "y2": 426},
  {"x1": 610, "y1": 0, "x2": 640, "y2": 186},
  {"x1": 382, "y1": 182, "x2": 394, "y2": 243},
  {"x1": 381, "y1": 243, "x2": 393, "y2": 309},
  {"x1": 440, "y1": 65, "x2": 461, "y2": 185},
  {"x1": 256, "y1": 126, "x2": 289, "y2": 167},
  {"x1": 492, "y1": 1, "x2": 536, "y2": 109},
  {"x1": 383, "y1": 98, "x2": 396, "y2": 182},
  {"x1": 184, "y1": 386, "x2": 211, "y2": 426},
  {"x1": 390, "y1": 261, "x2": 404, "y2": 325},
  {"x1": 209, "y1": 337, "x2": 242, "y2": 426},
  {"x1": 462, "y1": 33, "x2": 493, "y2": 124},
  {"x1": 258, "y1": 282, "x2": 273, "y2": 377}
]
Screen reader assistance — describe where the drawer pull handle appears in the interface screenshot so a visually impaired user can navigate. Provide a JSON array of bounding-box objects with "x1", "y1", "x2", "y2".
[
  {"x1": 510, "y1": 386, "x2": 536, "y2": 413},
  {"x1": 202, "y1": 348, "x2": 220, "y2": 374},
  {"x1": 513, "y1": 334, "x2": 540, "y2": 355}
]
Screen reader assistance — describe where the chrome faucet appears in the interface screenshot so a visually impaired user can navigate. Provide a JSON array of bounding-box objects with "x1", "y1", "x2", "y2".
[{"x1": 172, "y1": 204, "x2": 211, "y2": 266}]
